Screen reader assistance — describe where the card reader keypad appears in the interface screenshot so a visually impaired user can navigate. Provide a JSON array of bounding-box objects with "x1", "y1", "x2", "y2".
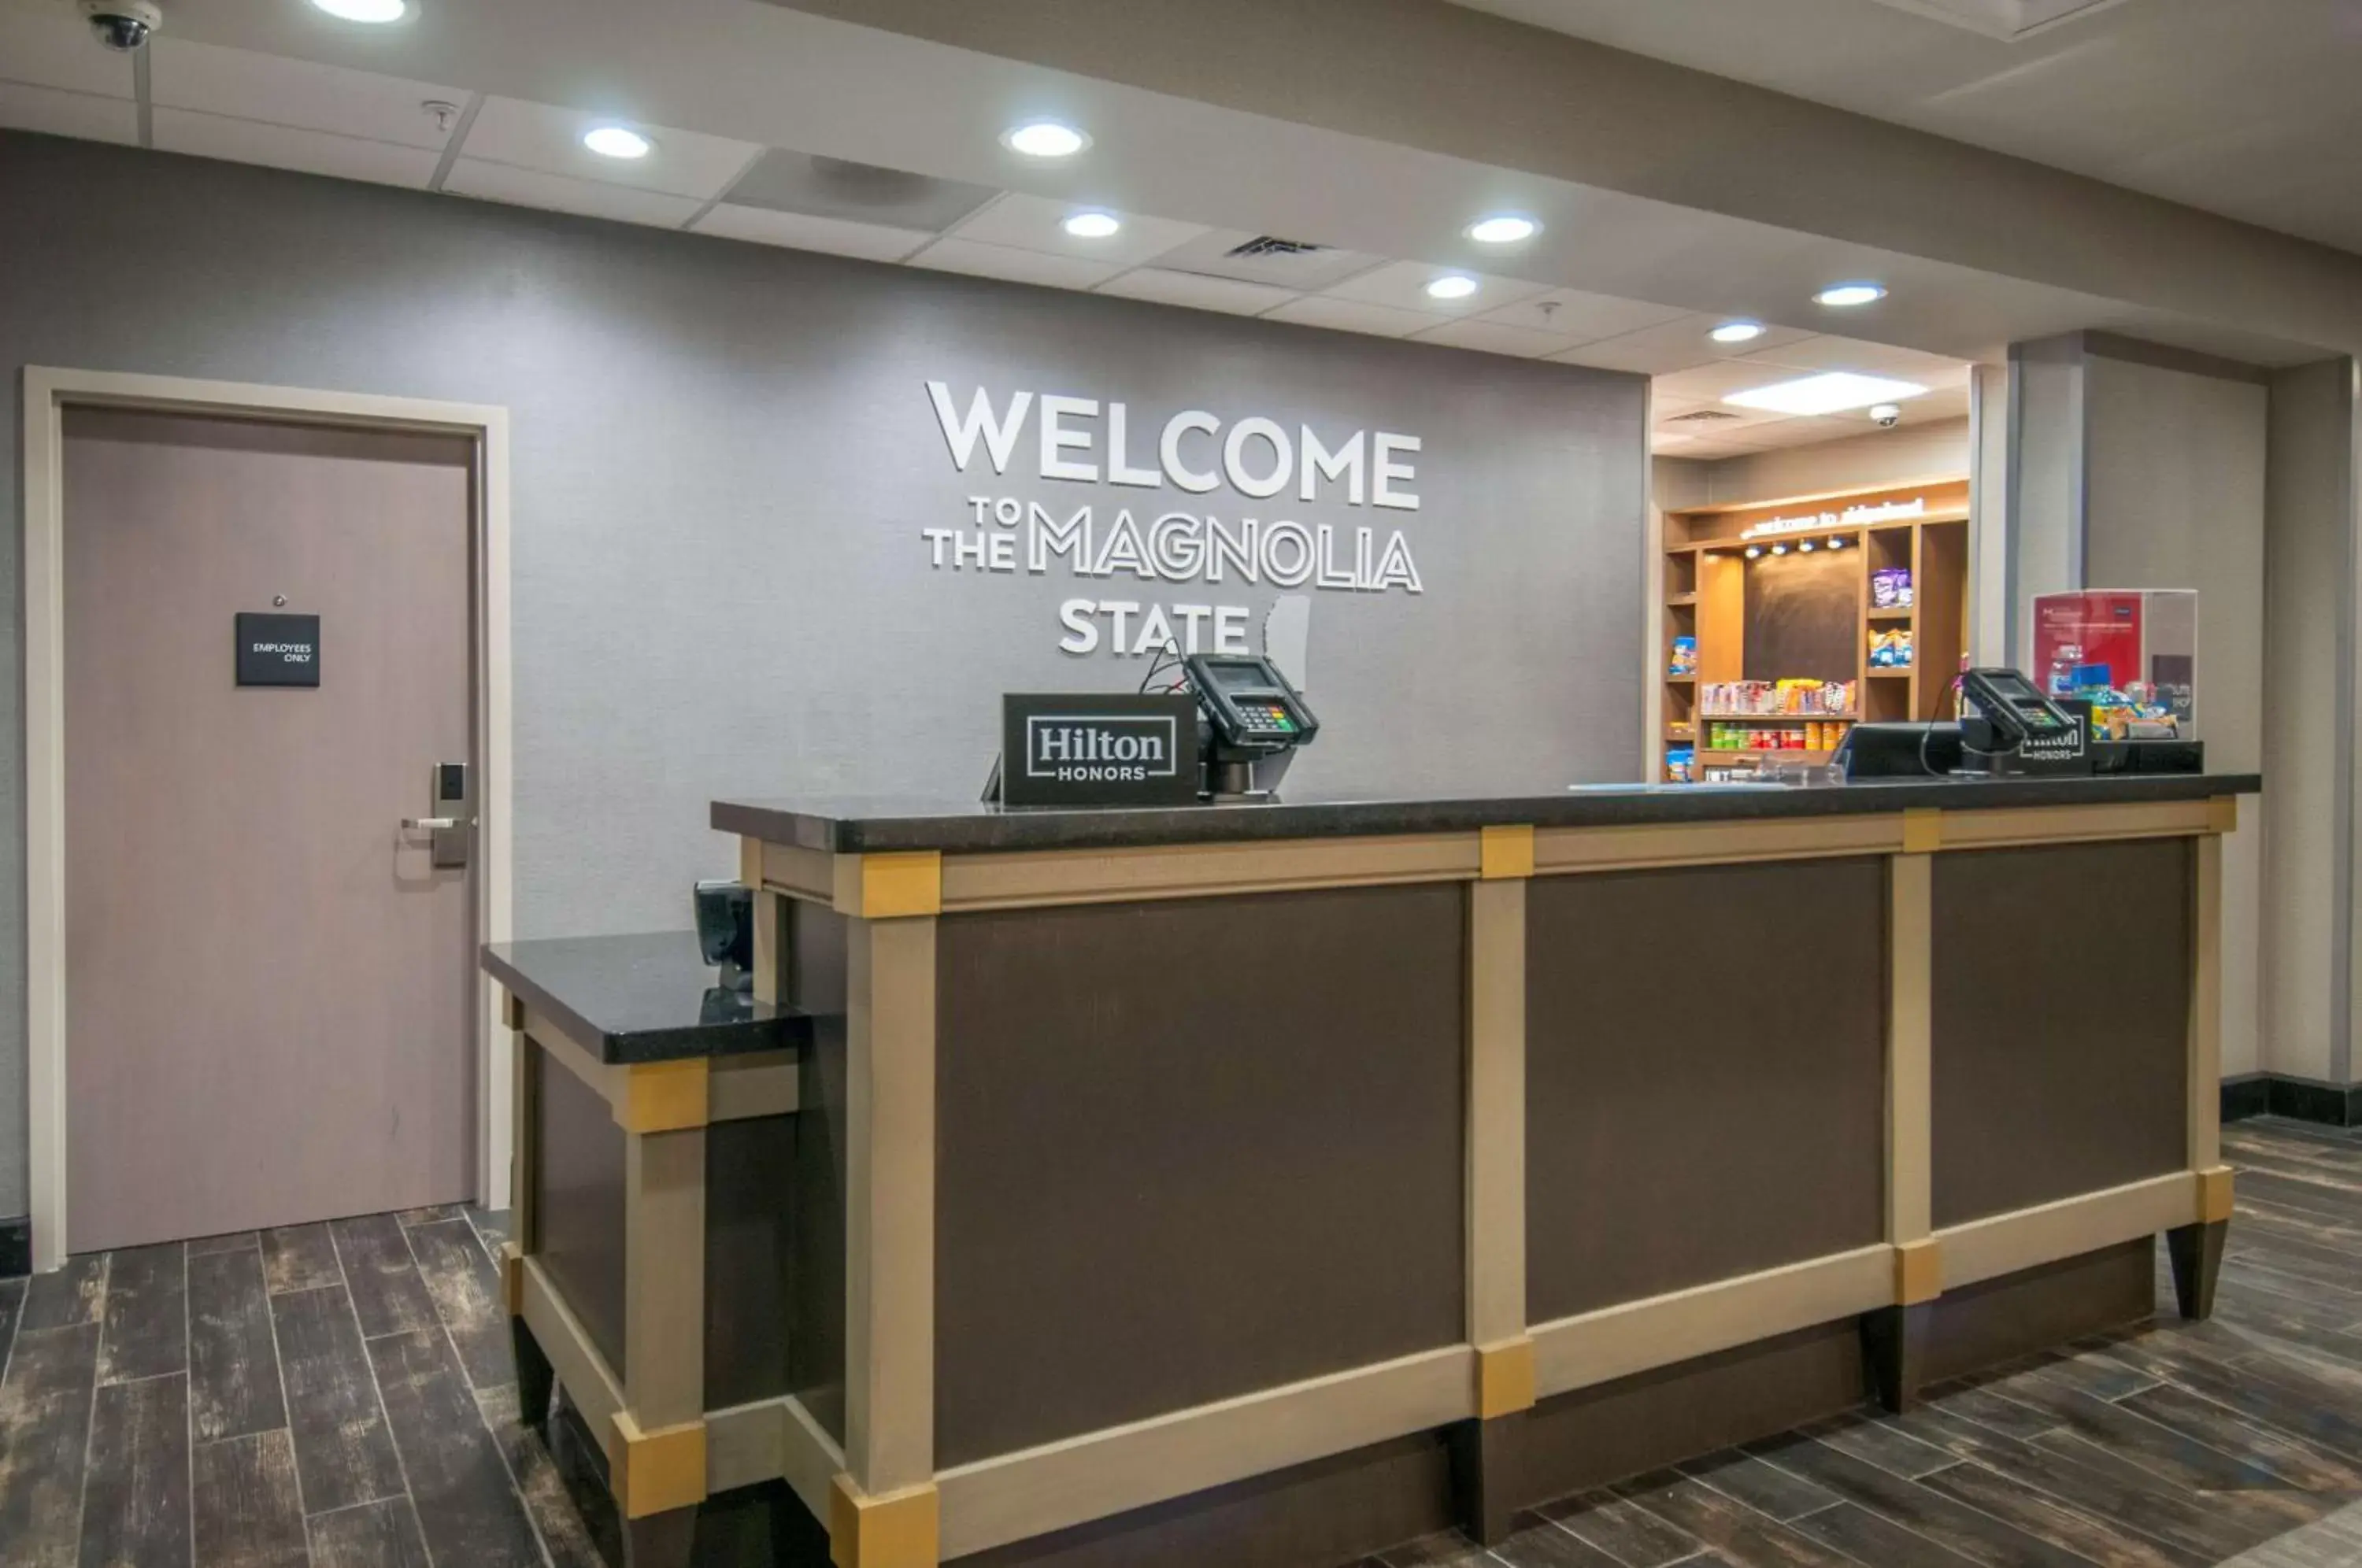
[{"x1": 1236, "y1": 701, "x2": 1295, "y2": 734}]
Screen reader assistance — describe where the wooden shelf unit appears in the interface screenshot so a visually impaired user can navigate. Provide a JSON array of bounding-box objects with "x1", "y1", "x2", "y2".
[{"x1": 1659, "y1": 477, "x2": 1971, "y2": 781}]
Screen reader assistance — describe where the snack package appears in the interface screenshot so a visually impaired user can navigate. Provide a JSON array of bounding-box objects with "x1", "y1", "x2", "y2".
[
  {"x1": 1869, "y1": 628, "x2": 1915, "y2": 668},
  {"x1": 1871, "y1": 568, "x2": 1915, "y2": 610},
  {"x1": 1669, "y1": 635, "x2": 1697, "y2": 676}
]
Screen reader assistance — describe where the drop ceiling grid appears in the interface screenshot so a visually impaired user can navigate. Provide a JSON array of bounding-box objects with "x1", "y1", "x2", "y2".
[{"x1": 0, "y1": 31, "x2": 1973, "y2": 457}]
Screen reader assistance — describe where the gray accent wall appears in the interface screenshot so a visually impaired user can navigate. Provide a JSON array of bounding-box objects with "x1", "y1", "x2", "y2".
[{"x1": 0, "y1": 132, "x2": 1647, "y2": 1215}]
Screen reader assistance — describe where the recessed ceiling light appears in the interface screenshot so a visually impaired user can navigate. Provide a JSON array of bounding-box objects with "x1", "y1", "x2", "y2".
[
  {"x1": 1813, "y1": 281, "x2": 1887, "y2": 308},
  {"x1": 1724, "y1": 372, "x2": 1927, "y2": 416},
  {"x1": 1061, "y1": 211, "x2": 1121, "y2": 239},
  {"x1": 1002, "y1": 120, "x2": 1089, "y2": 159},
  {"x1": 1424, "y1": 274, "x2": 1479, "y2": 301},
  {"x1": 1466, "y1": 215, "x2": 1538, "y2": 245},
  {"x1": 1709, "y1": 320, "x2": 1767, "y2": 344},
  {"x1": 582, "y1": 125, "x2": 652, "y2": 160},
  {"x1": 311, "y1": 0, "x2": 409, "y2": 19}
]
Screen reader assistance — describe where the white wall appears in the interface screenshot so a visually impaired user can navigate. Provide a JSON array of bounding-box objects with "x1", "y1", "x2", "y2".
[
  {"x1": 2082, "y1": 354, "x2": 2269, "y2": 1078},
  {"x1": 1690, "y1": 420, "x2": 1971, "y2": 508}
]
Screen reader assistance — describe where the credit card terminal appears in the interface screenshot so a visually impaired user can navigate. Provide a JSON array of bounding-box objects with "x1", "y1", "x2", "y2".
[
  {"x1": 1959, "y1": 667, "x2": 2089, "y2": 772},
  {"x1": 1183, "y1": 653, "x2": 1320, "y2": 757}
]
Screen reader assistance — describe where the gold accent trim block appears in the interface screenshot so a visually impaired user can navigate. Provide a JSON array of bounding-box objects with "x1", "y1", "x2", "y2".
[
  {"x1": 1479, "y1": 824, "x2": 1535, "y2": 880},
  {"x1": 2197, "y1": 1165, "x2": 2235, "y2": 1224},
  {"x1": 1894, "y1": 1239, "x2": 1942, "y2": 1305},
  {"x1": 839, "y1": 851, "x2": 943, "y2": 919},
  {"x1": 1901, "y1": 808, "x2": 1942, "y2": 855},
  {"x1": 613, "y1": 1411, "x2": 709, "y2": 1520},
  {"x1": 1531, "y1": 1245, "x2": 1891, "y2": 1398},
  {"x1": 1475, "y1": 1337, "x2": 1535, "y2": 1418},
  {"x1": 1937, "y1": 1170, "x2": 2201, "y2": 1289},
  {"x1": 618, "y1": 1058, "x2": 711, "y2": 1133},
  {"x1": 499, "y1": 1243, "x2": 524, "y2": 1316},
  {"x1": 933, "y1": 1345, "x2": 1471, "y2": 1559},
  {"x1": 2208, "y1": 794, "x2": 2238, "y2": 834},
  {"x1": 831, "y1": 1475, "x2": 940, "y2": 1568}
]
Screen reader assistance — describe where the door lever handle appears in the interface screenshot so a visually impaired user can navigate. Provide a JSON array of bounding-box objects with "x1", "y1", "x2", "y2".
[{"x1": 402, "y1": 816, "x2": 461, "y2": 831}]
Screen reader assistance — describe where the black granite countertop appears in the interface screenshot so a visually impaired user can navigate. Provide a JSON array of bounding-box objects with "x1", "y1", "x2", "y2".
[
  {"x1": 713, "y1": 771, "x2": 2261, "y2": 856},
  {"x1": 481, "y1": 932, "x2": 820, "y2": 1063}
]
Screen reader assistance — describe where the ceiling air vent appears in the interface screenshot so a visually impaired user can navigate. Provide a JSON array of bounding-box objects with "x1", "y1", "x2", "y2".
[
  {"x1": 1227, "y1": 236, "x2": 1329, "y2": 259},
  {"x1": 1667, "y1": 409, "x2": 1745, "y2": 424}
]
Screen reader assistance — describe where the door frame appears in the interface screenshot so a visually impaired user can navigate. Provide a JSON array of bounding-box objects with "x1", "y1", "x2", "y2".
[{"x1": 20, "y1": 367, "x2": 514, "y2": 1270}]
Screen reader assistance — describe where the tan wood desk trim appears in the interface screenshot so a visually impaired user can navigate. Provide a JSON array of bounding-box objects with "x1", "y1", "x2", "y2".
[
  {"x1": 624, "y1": 1127, "x2": 706, "y2": 1436},
  {"x1": 1532, "y1": 814, "x2": 1905, "y2": 876},
  {"x1": 518, "y1": 1011, "x2": 796, "y2": 1128},
  {"x1": 702, "y1": 1392, "x2": 851, "y2": 1525},
  {"x1": 1934, "y1": 797, "x2": 2216, "y2": 851},
  {"x1": 1465, "y1": 878, "x2": 1527, "y2": 1359},
  {"x1": 517, "y1": 1251, "x2": 627, "y2": 1469},
  {"x1": 1935, "y1": 1170, "x2": 2201, "y2": 1289},
  {"x1": 936, "y1": 832, "x2": 1480, "y2": 912},
  {"x1": 847, "y1": 915, "x2": 939, "y2": 1498},
  {"x1": 1530, "y1": 1244, "x2": 1894, "y2": 1398},
  {"x1": 932, "y1": 1344, "x2": 1474, "y2": 1559},
  {"x1": 509, "y1": 1004, "x2": 540, "y2": 1256},
  {"x1": 1887, "y1": 853, "x2": 1934, "y2": 1246},
  {"x1": 709, "y1": 1051, "x2": 801, "y2": 1120},
  {"x1": 739, "y1": 798, "x2": 2234, "y2": 915},
  {"x1": 2188, "y1": 833, "x2": 2223, "y2": 1170},
  {"x1": 613, "y1": 1412, "x2": 708, "y2": 1521}
]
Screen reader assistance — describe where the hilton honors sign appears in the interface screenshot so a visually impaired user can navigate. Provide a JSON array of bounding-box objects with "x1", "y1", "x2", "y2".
[{"x1": 1000, "y1": 693, "x2": 1201, "y2": 806}]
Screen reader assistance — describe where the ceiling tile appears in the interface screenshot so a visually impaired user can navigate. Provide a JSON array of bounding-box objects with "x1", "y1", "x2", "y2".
[
  {"x1": 1093, "y1": 268, "x2": 1298, "y2": 316},
  {"x1": 148, "y1": 40, "x2": 463, "y2": 150},
  {"x1": 1653, "y1": 359, "x2": 1812, "y2": 404},
  {"x1": 1261, "y1": 296, "x2": 1435, "y2": 338},
  {"x1": 693, "y1": 204, "x2": 931, "y2": 262},
  {"x1": 947, "y1": 193, "x2": 1209, "y2": 271},
  {"x1": 1474, "y1": 287, "x2": 1689, "y2": 342},
  {"x1": 0, "y1": 82, "x2": 138, "y2": 145},
  {"x1": 1409, "y1": 318, "x2": 1574, "y2": 358},
  {"x1": 442, "y1": 157, "x2": 705, "y2": 227},
  {"x1": 1320, "y1": 259, "x2": 1549, "y2": 316},
  {"x1": 1720, "y1": 415, "x2": 1864, "y2": 449},
  {"x1": 153, "y1": 109, "x2": 442, "y2": 190},
  {"x1": 905, "y1": 238, "x2": 1121, "y2": 290},
  {"x1": 0, "y1": 8, "x2": 134, "y2": 98},
  {"x1": 1737, "y1": 334, "x2": 1972, "y2": 385},
  {"x1": 724, "y1": 149, "x2": 997, "y2": 231},
  {"x1": 1150, "y1": 228, "x2": 1385, "y2": 292},
  {"x1": 461, "y1": 98, "x2": 759, "y2": 200},
  {"x1": 1549, "y1": 316, "x2": 1727, "y2": 375}
]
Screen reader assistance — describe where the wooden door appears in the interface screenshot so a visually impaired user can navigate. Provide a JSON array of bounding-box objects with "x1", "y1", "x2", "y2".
[{"x1": 63, "y1": 408, "x2": 477, "y2": 1252}]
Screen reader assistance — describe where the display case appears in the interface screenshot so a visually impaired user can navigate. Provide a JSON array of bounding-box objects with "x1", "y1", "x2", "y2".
[
  {"x1": 2031, "y1": 589, "x2": 2198, "y2": 740},
  {"x1": 1658, "y1": 478, "x2": 1971, "y2": 782}
]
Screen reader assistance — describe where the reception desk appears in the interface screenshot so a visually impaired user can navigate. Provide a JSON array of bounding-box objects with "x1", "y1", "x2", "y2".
[{"x1": 485, "y1": 771, "x2": 2255, "y2": 1568}]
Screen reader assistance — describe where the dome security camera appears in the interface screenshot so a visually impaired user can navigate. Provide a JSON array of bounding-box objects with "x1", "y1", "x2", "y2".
[
  {"x1": 83, "y1": 0, "x2": 161, "y2": 51},
  {"x1": 1868, "y1": 403, "x2": 1903, "y2": 429}
]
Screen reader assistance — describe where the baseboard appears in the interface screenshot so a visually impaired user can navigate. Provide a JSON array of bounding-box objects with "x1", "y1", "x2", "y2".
[
  {"x1": 2222, "y1": 1073, "x2": 2362, "y2": 1128},
  {"x1": 0, "y1": 1215, "x2": 28, "y2": 1279}
]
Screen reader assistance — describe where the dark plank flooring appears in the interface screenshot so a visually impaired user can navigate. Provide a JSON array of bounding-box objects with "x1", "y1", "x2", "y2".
[
  {"x1": 1361, "y1": 1119, "x2": 2362, "y2": 1568},
  {"x1": 13, "y1": 1119, "x2": 2362, "y2": 1566}
]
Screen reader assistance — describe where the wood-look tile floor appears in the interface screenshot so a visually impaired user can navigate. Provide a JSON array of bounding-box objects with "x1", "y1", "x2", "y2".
[
  {"x1": 13, "y1": 1117, "x2": 2362, "y2": 1566},
  {"x1": 1368, "y1": 1117, "x2": 2362, "y2": 1568}
]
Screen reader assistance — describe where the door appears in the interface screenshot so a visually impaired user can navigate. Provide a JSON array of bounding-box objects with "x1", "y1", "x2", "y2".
[{"x1": 63, "y1": 407, "x2": 478, "y2": 1252}]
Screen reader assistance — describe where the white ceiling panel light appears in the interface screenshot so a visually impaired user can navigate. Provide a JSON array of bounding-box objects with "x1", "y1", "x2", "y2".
[
  {"x1": 583, "y1": 124, "x2": 652, "y2": 160},
  {"x1": 1724, "y1": 372, "x2": 1928, "y2": 416},
  {"x1": 1001, "y1": 120, "x2": 1088, "y2": 158},
  {"x1": 1812, "y1": 281, "x2": 1889, "y2": 308},
  {"x1": 1465, "y1": 214, "x2": 1538, "y2": 244},
  {"x1": 1061, "y1": 210, "x2": 1121, "y2": 239},
  {"x1": 1709, "y1": 320, "x2": 1767, "y2": 344},
  {"x1": 310, "y1": 0, "x2": 410, "y2": 20}
]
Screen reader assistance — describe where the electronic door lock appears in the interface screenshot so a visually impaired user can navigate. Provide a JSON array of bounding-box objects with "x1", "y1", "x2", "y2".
[{"x1": 403, "y1": 762, "x2": 472, "y2": 869}]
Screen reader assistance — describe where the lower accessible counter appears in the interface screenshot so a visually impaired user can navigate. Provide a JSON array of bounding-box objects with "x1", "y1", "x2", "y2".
[{"x1": 483, "y1": 770, "x2": 2258, "y2": 1568}]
